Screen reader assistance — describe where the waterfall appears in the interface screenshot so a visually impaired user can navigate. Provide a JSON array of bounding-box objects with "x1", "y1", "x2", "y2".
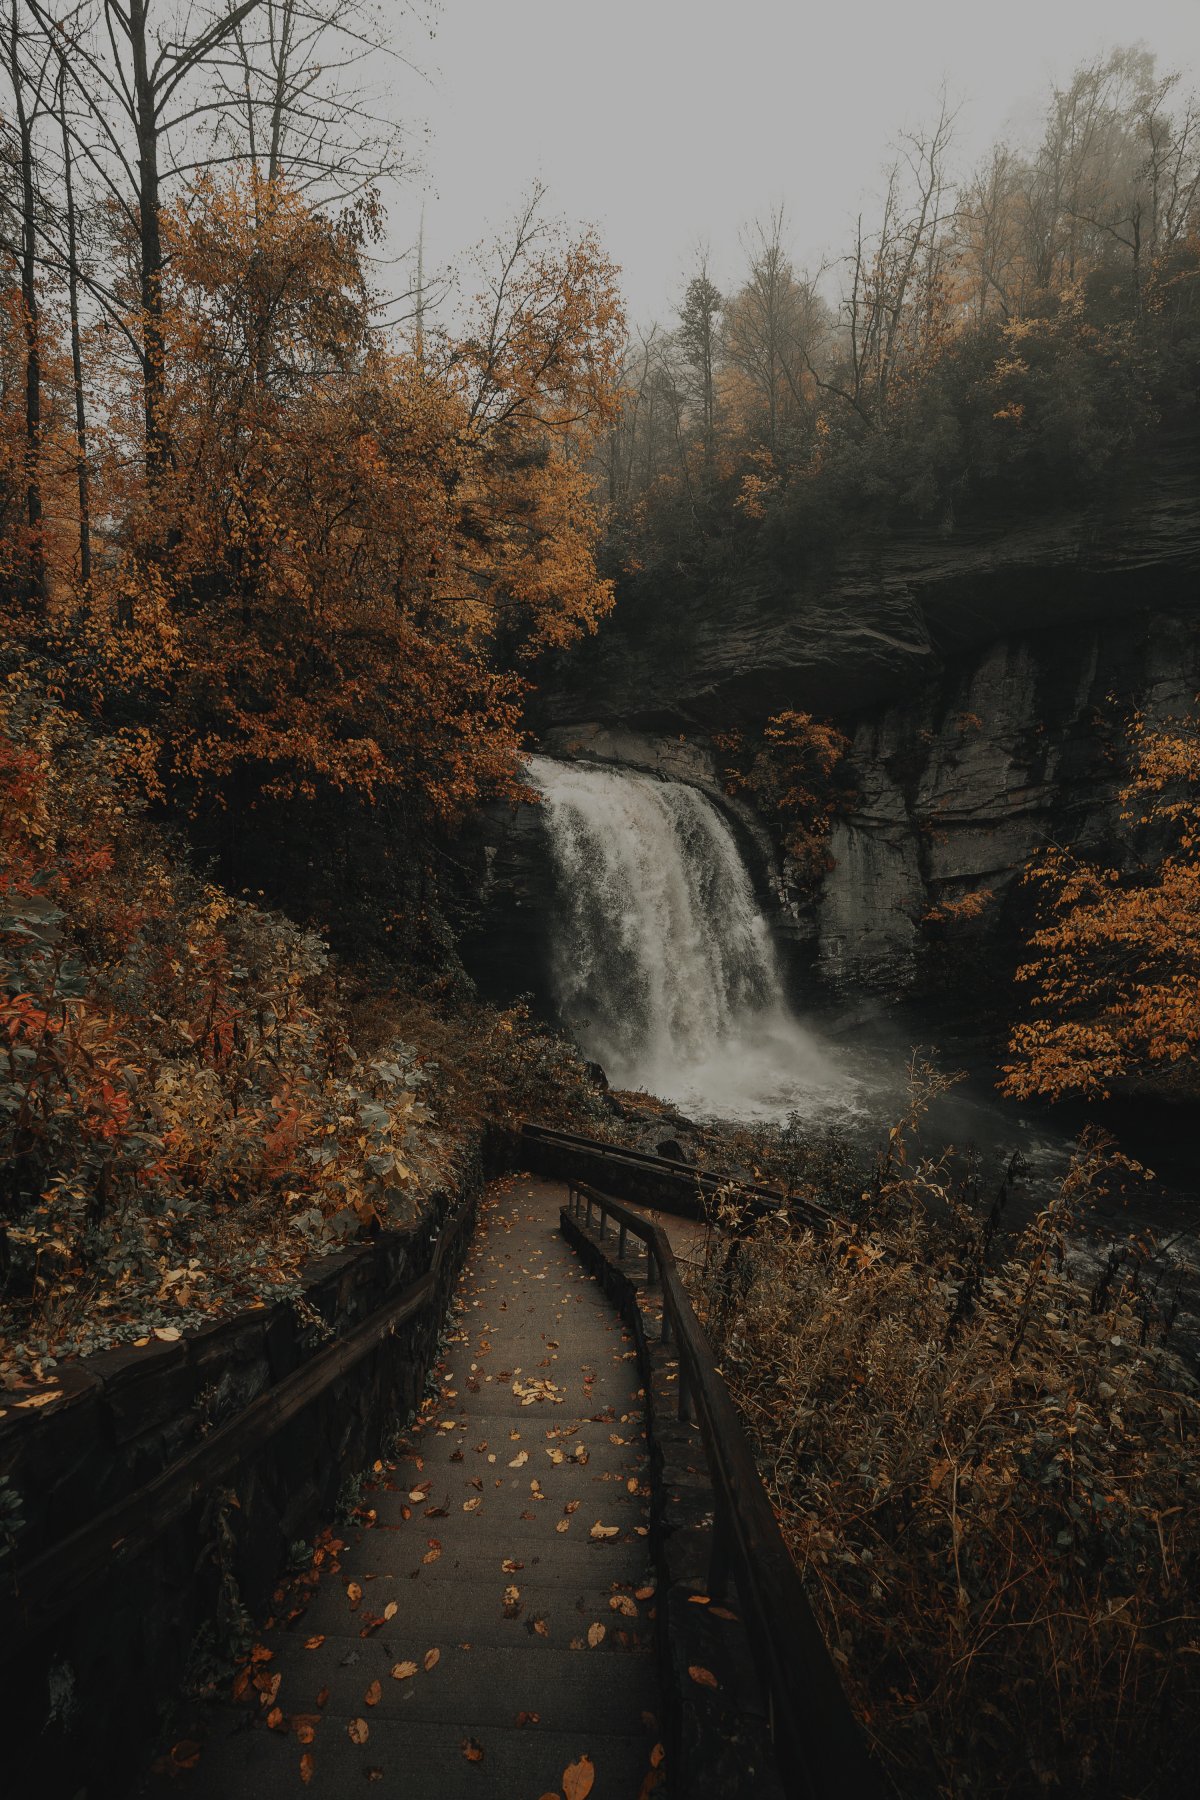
[{"x1": 527, "y1": 754, "x2": 840, "y2": 1120}]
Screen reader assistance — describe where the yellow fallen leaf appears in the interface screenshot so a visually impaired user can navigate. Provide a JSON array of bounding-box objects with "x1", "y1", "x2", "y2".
[
  {"x1": 391, "y1": 1661, "x2": 418, "y2": 1681},
  {"x1": 587, "y1": 1622, "x2": 605, "y2": 1647},
  {"x1": 383, "y1": 1601, "x2": 398, "y2": 1621},
  {"x1": 508, "y1": 1451, "x2": 529, "y2": 1468},
  {"x1": 423, "y1": 1648, "x2": 440, "y2": 1672},
  {"x1": 610, "y1": 1594, "x2": 637, "y2": 1616},
  {"x1": 563, "y1": 1755, "x2": 596, "y2": 1800},
  {"x1": 589, "y1": 1523, "x2": 619, "y2": 1540}
]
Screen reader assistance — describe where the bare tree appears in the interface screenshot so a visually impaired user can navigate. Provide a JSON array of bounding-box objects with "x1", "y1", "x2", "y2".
[
  {"x1": 28, "y1": 0, "x2": 265, "y2": 479},
  {"x1": 217, "y1": 0, "x2": 418, "y2": 203},
  {"x1": 3, "y1": 0, "x2": 56, "y2": 601}
]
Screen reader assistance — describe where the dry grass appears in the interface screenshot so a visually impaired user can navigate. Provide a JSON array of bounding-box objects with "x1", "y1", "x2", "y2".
[{"x1": 689, "y1": 1072, "x2": 1200, "y2": 1798}]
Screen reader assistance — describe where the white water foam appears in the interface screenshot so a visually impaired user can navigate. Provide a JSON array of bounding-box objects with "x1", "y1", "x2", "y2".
[{"x1": 527, "y1": 754, "x2": 846, "y2": 1121}]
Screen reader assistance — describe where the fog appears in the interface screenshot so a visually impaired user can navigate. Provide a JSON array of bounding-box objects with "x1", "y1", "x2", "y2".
[{"x1": 380, "y1": 0, "x2": 1198, "y2": 322}]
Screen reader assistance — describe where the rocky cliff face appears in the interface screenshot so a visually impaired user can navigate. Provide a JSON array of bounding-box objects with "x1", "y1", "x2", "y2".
[
  {"x1": 467, "y1": 429, "x2": 1200, "y2": 1029},
  {"x1": 815, "y1": 606, "x2": 1200, "y2": 1007}
]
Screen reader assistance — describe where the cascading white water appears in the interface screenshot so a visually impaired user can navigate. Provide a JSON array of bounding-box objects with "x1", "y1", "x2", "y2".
[{"x1": 528, "y1": 754, "x2": 844, "y2": 1120}]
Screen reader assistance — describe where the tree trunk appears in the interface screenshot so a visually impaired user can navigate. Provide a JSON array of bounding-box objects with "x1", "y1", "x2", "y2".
[
  {"x1": 9, "y1": 0, "x2": 45, "y2": 607},
  {"x1": 59, "y1": 83, "x2": 91, "y2": 589},
  {"x1": 129, "y1": 0, "x2": 168, "y2": 482}
]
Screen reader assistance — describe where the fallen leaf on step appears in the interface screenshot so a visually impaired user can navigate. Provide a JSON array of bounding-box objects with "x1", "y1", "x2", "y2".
[
  {"x1": 689, "y1": 1665, "x2": 719, "y2": 1688},
  {"x1": 299, "y1": 1751, "x2": 314, "y2": 1785},
  {"x1": 563, "y1": 1755, "x2": 596, "y2": 1800},
  {"x1": 610, "y1": 1594, "x2": 637, "y2": 1616},
  {"x1": 303, "y1": 1635, "x2": 324, "y2": 1650},
  {"x1": 347, "y1": 1718, "x2": 369, "y2": 1743},
  {"x1": 462, "y1": 1737, "x2": 485, "y2": 1762},
  {"x1": 587, "y1": 1622, "x2": 606, "y2": 1647},
  {"x1": 364, "y1": 1680, "x2": 381, "y2": 1707},
  {"x1": 589, "y1": 1522, "x2": 619, "y2": 1540},
  {"x1": 391, "y1": 1661, "x2": 418, "y2": 1681},
  {"x1": 423, "y1": 1648, "x2": 440, "y2": 1671}
]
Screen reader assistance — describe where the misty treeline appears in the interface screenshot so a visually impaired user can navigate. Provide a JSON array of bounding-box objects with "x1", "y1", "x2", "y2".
[
  {"x1": 0, "y1": 0, "x2": 626, "y2": 940},
  {"x1": 600, "y1": 48, "x2": 1200, "y2": 573}
]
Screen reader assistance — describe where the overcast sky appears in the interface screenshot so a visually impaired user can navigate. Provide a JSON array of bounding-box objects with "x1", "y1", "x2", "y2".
[{"x1": 384, "y1": 0, "x2": 1199, "y2": 326}]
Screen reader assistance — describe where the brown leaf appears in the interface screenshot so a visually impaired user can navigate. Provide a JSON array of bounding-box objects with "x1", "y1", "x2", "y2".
[
  {"x1": 563, "y1": 1755, "x2": 596, "y2": 1800},
  {"x1": 515, "y1": 1710, "x2": 540, "y2": 1727},
  {"x1": 346, "y1": 1581, "x2": 363, "y2": 1606},
  {"x1": 462, "y1": 1737, "x2": 485, "y2": 1762},
  {"x1": 383, "y1": 1601, "x2": 398, "y2": 1621},
  {"x1": 635, "y1": 1587, "x2": 655, "y2": 1601},
  {"x1": 266, "y1": 1706, "x2": 285, "y2": 1730},
  {"x1": 501, "y1": 1558, "x2": 524, "y2": 1572},
  {"x1": 423, "y1": 1648, "x2": 440, "y2": 1672},
  {"x1": 609, "y1": 1594, "x2": 637, "y2": 1616},
  {"x1": 364, "y1": 1680, "x2": 382, "y2": 1707},
  {"x1": 304, "y1": 1634, "x2": 325, "y2": 1650},
  {"x1": 169, "y1": 1741, "x2": 201, "y2": 1770},
  {"x1": 391, "y1": 1661, "x2": 418, "y2": 1680},
  {"x1": 347, "y1": 1718, "x2": 369, "y2": 1744},
  {"x1": 688, "y1": 1665, "x2": 719, "y2": 1689},
  {"x1": 650, "y1": 1743, "x2": 665, "y2": 1768},
  {"x1": 587, "y1": 1622, "x2": 606, "y2": 1647},
  {"x1": 299, "y1": 1751, "x2": 315, "y2": 1785},
  {"x1": 589, "y1": 1522, "x2": 618, "y2": 1540}
]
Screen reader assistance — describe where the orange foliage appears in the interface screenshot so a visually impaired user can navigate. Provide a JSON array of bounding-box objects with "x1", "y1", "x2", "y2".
[
  {"x1": 717, "y1": 709, "x2": 851, "y2": 886},
  {"x1": 1003, "y1": 709, "x2": 1200, "y2": 1100},
  {"x1": 32, "y1": 172, "x2": 624, "y2": 827}
]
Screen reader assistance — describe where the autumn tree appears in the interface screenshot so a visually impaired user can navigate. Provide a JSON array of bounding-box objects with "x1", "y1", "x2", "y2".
[{"x1": 1003, "y1": 709, "x2": 1200, "y2": 1101}]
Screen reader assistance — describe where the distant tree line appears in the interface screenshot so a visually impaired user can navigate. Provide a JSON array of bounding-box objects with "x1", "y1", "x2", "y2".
[{"x1": 598, "y1": 50, "x2": 1200, "y2": 579}]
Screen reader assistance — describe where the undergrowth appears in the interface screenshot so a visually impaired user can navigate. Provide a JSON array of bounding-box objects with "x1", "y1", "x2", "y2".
[
  {"x1": 0, "y1": 677, "x2": 604, "y2": 1395},
  {"x1": 689, "y1": 1065, "x2": 1200, "y2": 1798}
]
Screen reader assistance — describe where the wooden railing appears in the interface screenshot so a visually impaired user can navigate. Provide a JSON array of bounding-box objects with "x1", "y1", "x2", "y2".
[
  {"x1": 0, "y1": 1186, "x2": 477, "y2": 1639},
  {"x1": 526, "y1": 1122, "x2": 832, "y2": 1229},
  {"x1": 567, "y1": 1178, "x2": 884, "y2": 1800}
]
